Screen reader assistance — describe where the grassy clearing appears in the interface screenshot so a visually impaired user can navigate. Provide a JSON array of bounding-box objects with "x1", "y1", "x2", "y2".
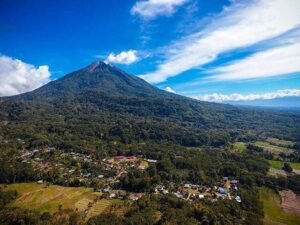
[
  {"x1": 255, "y1": 141, "x2": 294, "y2": 155},
  {"x1": 268, "y1": 168, "x2": 288, "y2": 178},
  {"x1": 87, "y1": 199, "x2": 120, "y2": 218},
  {"x1": 268, "y1": 160, "x2": 300, "y2": 170},
  {"x1": 139, "y1": 160, "x2": 149, "y2": 168},
  {"x1": 266, "y1": 138, "x2": 294, "y2": 148},
  {"x1": 1, "y1": 183, "x2": 114, "y2": 217},
  {"x1": 232, "y1": 142, "x2": 247, "y2": 152},
  {"x1": 259, "y1": 187, "x2": 300, "y2": 225}
]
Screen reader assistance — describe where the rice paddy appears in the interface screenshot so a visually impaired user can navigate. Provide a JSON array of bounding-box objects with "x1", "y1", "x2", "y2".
[{"x1": 2, "y1": 183, "x2": 116, "y2": 218}]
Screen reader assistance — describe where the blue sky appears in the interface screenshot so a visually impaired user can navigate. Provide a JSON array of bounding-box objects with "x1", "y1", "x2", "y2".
[{"x1": 0, "y1": 0, "x2": 300, "y2": 102}]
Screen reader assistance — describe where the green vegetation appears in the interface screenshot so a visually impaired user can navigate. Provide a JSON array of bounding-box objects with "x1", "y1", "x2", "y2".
[
  {"x1": 283, "y1": 163, "x2": 293, "y2": 173},
  {"x1": 2, "y1": 183, "x2": 118, "y2": 217},
  {"x1": 139, "y1": 161, "x2": 149, "y2": 167},
  {"x1": 0, "y1": 189, "x2": 17, "y2": 210},
  {"x1": 88, "y1": 193, "x2": 263, "y2": 225},
  {"x1": 268, "y1": 160, "x2": 300, "y2": 170},
  {"x1": 0, "y1": 62, "x2": 299, "y2": 153},
  {"x1": 266, "y1": 138, "x2": 295, "y2": 148},
  {"x1": 259, "y1": 187, "x2": 300, "y2": 225},
  {"x1": 0, "y1": 146, "x2": 274, "y2": 224},
  {"x1": 268, "y1": 167, "x2": 288, "y2": 177},
  {"x1": 255, "y1": 141, "x2": 294, "y2": 155},
  {"x1": 0, "y1": 62, "x2": 299, "y2": 224},
  {"x1": 233, "y1": 142, "x2": 247, "y2": 152},
  {"x1": 86, "y1": 199, "x2": 118, "y2": 219}
]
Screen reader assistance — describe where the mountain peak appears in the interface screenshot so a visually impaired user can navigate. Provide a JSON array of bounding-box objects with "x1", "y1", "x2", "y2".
[
  {"x1": 85, "y1": 61, "x2": 109, "y2": 72},
  {"x1": 15, "y1": 61, "x2": 163, "y2": 100}
]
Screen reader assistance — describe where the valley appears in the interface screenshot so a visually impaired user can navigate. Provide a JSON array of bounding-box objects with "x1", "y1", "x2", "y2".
[{"x1": 0, "y1": 62, "x2": 299, "y2": 225}]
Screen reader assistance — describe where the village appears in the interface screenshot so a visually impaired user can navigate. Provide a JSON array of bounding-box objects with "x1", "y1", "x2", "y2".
[{"x1": 19, "y1": 147, "x2": 242, "y2": 203}]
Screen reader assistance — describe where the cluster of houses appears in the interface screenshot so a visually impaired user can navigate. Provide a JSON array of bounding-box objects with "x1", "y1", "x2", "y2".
[
  {"x1": 154, "y1": 177, "x2": 241, "y2": 203},
  {"x1": 19, "y1": 148, "x2": 155, "y2": 202},
  {"x1": 96, "y1": 155, "x2": 157, "y2": 201},
  {"x1": 102, "y1": 176, "x2": 241, "y2": 203},
  {"x1": 19, "y1": 148, "x2": 241, "y2": 203},
  {"x1": 21, "y1": 147, "x2": 56, "y2": 159},
  {"x1": 21, "y1": 147, "x2": 55, "y2": 171},
  {"x1": 100, "y1": 187, "x2": 144, "y2": 201}
]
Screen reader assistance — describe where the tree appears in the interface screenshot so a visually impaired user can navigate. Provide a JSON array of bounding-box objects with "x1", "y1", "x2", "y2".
[{"x1": 282, "y1": 163, "x2": 293, "y2": 173}]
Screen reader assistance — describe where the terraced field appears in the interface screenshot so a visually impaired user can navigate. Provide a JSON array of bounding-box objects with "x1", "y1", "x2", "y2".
[
  {"x1": 1, "y1": 183, "x2": 116, "y2": 218},
  {"x1": 86, "y1": 199, "x2": 119, "y2": 218}
]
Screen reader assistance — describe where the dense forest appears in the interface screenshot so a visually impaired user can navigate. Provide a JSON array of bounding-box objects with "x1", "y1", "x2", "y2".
[{"x1": 0, "y1": 62, "x2": 299, "y2": 153}]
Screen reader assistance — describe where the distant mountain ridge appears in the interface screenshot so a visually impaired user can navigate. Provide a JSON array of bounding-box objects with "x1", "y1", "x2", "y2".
[
  {"x1": 0, "y1": 61, "x2": 299, "y2": 150},
  {"x1": 227, "y1": 96, "x2": 300, "y2": 109}
]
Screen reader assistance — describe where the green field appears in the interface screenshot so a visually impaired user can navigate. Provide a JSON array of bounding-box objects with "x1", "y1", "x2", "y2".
[
  {"x1": 1, "y1": 183, "x2": 116, "y2": 218},
  {"x1": 268, "y1": 168, "x2": 288, "y2": 178},
  {"x1": 86, "y1": 199, "x2": 118, "y2": 218},
  {"x1": 232, "y1": 139, "x2": 295, "y2": 154},
  {"x1": 259, "y1": 187, "x2": 300, "y2": 225},
  {"x1": 255, "y1": 141, "x2": 294, "y2": 155},
  {"x1": 268, "y1": 160, "x2": 300, "y2": 170},
  {"x1": 139, "y1": 160, "x2": 149, "y2": 168},
  {"x1": 266, "y1": 138, "x2": 294, "y2": 148},
  {"x1": 232, "y1": 142, "x2": 247, "y2": 152}
]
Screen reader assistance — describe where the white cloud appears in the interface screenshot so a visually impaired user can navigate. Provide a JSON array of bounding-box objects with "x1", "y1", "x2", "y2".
[
  {"x1": 164, "y1": 86, "x2": 176, "y2": 93},
  {"x1": 210, "y1": 42, "x2": 300, "y2": 80},
  {"x1": 0, "y1": 55, "x2": 51, "y2": 97},
  {"x1": 194, "y1": 89, "x2": 300, "y2": 102},
  {"x1": 105, "y1": 50, "x2": 139, "y2": 65},
  {"x1": 139, "y1": 0, "x2": 300, "y2": 83},
  {"x1": 131, "y1": 0, "x2": 188, "y2": 20}
]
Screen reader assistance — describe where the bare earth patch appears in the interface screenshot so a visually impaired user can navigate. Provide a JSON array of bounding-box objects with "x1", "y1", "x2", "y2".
[
  {"x1": 293, "y1": 170, "x2": 300, "y2": 176},
  {"x1": 280, "y1": 190, "x2": 300, "y2": 216}
]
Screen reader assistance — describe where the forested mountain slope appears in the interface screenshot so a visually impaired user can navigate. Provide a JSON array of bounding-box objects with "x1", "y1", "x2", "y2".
[{"x1": 0, "y1": 61, "x2": 299, "y2": 151}]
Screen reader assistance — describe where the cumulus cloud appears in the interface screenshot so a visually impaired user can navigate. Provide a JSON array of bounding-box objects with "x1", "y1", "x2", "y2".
[
  {"x1": 194, "y1": 89, "x2": 300, "y2": 102},
  {"x1": 0, "y1": 55, "x2": 51, "y2": 97},
  {"x1": 139, "y1": 0, "x2": 300, "y2": 83},
  {"x1": 105, "y1": 50, "x2": 139, "y2": 65},
  {"x1": 131, "y1": 0, "x2": 188, "y2": 20},
  {"x1": 164, "y1": 86, "x2": 176, "y2": 93}
]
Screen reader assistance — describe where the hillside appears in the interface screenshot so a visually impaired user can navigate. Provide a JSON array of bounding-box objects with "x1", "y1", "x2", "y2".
[
  {"x1": 0, "y1": 61, "x2": 299, "y2": 151},
  {"x1": 2, "y1": 183, "x2": 117, "y2": 218},
  {"x1": 259, "y1": 188, "x2": 300, "y2": 225}
]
